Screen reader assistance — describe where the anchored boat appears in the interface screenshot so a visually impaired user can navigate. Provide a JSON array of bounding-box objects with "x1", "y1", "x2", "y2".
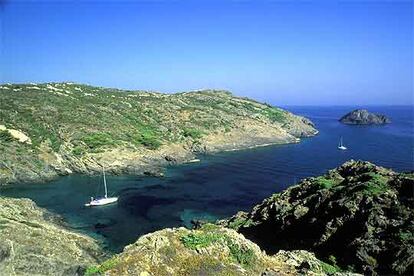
[
  {"x1": 338, "y1": 137, "x2": 347, "y2": 150},
  {"x1": 85, "y1": 167, "x2": 118, "y2": 207}
]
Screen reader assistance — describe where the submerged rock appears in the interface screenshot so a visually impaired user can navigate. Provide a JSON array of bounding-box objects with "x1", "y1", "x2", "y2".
[
  {"x1": 221, "y1": 160, "x2": 414, "y2": 275},
  {"x1": 339, "y1": 109, "x2": 391, "y2": 125}
]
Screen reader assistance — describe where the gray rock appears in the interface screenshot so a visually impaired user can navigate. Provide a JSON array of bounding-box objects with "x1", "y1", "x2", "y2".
[{"x1": 339, "y1": 109, "x2": 390, "y2": 125}]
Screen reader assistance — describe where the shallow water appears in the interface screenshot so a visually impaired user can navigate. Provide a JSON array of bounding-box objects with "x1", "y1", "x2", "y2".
[{"x1": 2, "y1": 106, "x2": 413, "y2": 252}]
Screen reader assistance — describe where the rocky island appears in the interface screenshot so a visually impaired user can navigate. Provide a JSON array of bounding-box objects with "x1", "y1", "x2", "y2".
[
  {"x1": 0, "y1": 83, "x2": 317, "y2": 185},
  {"x1": 339, "y1": 109, "x2": 391, "y2": 125}
]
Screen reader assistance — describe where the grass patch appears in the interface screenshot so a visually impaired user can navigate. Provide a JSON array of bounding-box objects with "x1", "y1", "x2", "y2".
[{"x1": 84, "y1": 258, "x2": 119, "y2": 276}]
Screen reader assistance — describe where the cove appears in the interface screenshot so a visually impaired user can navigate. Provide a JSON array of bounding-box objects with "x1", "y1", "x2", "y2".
[{"x1": 1, "y1": 106, "x2": 413, "y2": 253}]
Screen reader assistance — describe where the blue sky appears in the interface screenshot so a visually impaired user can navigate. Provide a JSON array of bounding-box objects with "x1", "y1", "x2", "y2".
[{"x1": 1, "y1": 0, "x2": 412, "y2": 105}]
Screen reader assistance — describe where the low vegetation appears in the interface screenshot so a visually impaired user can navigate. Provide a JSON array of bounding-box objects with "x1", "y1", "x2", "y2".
[
  {"x1": 1, "y1": 82, "x2": 317, "y2": 184},
  {"x1": 85, "y1": 258, "x2": 119, "y2": 276}
]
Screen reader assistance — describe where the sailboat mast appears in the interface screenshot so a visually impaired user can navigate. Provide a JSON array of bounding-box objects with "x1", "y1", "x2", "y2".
[{"x1": 103, "y1": 166, "x2": 108, "y2": 198}]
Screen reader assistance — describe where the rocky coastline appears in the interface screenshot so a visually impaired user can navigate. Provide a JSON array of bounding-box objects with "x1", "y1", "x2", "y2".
[{"x1": 0, "y1": 83, "x2": 317, "y2": 185}]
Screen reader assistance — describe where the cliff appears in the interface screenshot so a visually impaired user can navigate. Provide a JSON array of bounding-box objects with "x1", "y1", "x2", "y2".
[
  {"x1": 0, "y1": 83, "x2": 317, "y2": 185},
  {"x1": 222, "y1": 160, "x2": 413, "y2": 275}
]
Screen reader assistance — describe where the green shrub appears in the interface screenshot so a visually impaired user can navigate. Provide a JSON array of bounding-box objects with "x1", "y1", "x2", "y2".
[
  {"x1": 72, "y1": 146, "x2": 85, "y2": 156},
  {"x1": 84, "y1": 258, "x2": 119, "y2": 276},
  {"x1": 136, "y1": 132, "x2": 161, "y2": 150},
  {"x1": 320, "y1": 261, "x2": 340, "y2": 275},
  {"x1": 180, "y1": 232, "x2": 222, "y2": 250},
  {"x1": 361, "y1": 173, "x2": 389, "y2": 196},
  {"x1": 261, "y1": 107, "x2": 286, "y2": 123},
  {"x1": 226, "y1": 239, "x2": 256, "y2": 268},
  {"x1": 0, "y1": 130, "x2": 14, "y2": 142},
  {"x1": 82, "y1": 133, "x2": 115, "y2": 149},
  {"x1": 314, "y1": 176, "x2": 336, "y2": 189},
  {"x1": 183, "y1": 128, "x2": 204, "y2": 140}
]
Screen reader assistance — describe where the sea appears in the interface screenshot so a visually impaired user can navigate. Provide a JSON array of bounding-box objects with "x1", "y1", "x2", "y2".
[{"x1": 1, "y1": 106, "x2": 413, "y2": 252}]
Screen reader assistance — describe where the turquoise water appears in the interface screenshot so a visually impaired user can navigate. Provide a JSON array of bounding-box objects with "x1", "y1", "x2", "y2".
[{"x1": 1, "y1": 106, "x2": 413, "y2": 252}]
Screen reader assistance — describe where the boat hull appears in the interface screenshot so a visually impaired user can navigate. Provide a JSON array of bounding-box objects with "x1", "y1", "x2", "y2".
[{"x1": 85, "y1": 197, "x2": 118, "y2": 207}]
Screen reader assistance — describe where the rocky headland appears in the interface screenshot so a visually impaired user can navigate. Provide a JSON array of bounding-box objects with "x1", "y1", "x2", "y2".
[
  {"x1": 339, "y1": 109, "x2": 391, "y2": 125},
  {"x1": 0, "y1": 83, "x2": 317, "y2": 185},
  {"x1": 222, "y1": 160, "x2": 413, "y2": 275}
]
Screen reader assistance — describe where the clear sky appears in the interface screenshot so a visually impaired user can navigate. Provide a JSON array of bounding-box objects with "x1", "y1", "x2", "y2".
[{"x1": 1, "y1": 0, "x2": 412, "y2": 105}]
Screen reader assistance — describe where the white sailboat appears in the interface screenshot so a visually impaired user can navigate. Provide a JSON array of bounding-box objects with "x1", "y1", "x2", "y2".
[
  {"x1": 338, "y1": 137, "x2": 347, "y2": 150},
  {"x1": 85, "y1": 167, "x2": 118, "y2": 207}
]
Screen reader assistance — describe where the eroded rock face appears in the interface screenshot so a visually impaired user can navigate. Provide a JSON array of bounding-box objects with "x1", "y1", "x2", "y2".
[
  {"x1": 222, "y1": 161, "x2": 414, "y2": 275},
  {"x1": 339, "y1": 109, "x2": 390, "y2": 125},
  {"x1": 0, "y1": 197, "x2": 106, "y2": 275},
  {"x1": 87, "y1": 224, "x2": 357, "y2": 276}
]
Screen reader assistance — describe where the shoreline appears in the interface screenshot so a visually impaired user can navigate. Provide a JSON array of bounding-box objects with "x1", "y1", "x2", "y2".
[{"x1": 0, "y1": 131, "x2": 319, "y2": 187}]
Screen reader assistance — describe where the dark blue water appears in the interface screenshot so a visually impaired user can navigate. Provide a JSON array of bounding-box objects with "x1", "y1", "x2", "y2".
[{"x1": 1, "y1": 106, "x2": 413, "y2": 252}]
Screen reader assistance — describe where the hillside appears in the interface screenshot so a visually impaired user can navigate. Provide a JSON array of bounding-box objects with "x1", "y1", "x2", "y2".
[
  {"x1": 0, "y1": 82, "x2": 317, "y2": 185},
  {"x1": 222, "y1": 160, "x2": 414, "y2": 275}
]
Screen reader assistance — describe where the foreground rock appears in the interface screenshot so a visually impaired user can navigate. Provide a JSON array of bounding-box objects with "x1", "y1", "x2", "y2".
[
  {"x1": 222, "y1": 161, "x2": 413, "y2": 275},
  {"x1": 0, "y1": 197, "x2": 105, "y2": 275},
  {"x1": 339, "y1": 109, "x2": 390, "y2": 125},
  {"x1": 86, "y1": 224, "x2": 357, "y2": 275},
  {"x1": 0, "y1": 83, "x2": 317, "y2": 185}
]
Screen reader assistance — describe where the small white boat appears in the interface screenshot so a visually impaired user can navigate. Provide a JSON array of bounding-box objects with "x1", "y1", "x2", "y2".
[
  {"x1": 338, "y1": 137, "x2": 347, "y2": 150},
  {"x1": 85, "y1": 167, "x2": 118, "y2": 207}
]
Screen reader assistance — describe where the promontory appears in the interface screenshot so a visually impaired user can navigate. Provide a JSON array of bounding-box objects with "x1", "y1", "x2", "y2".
[{"x1": 0, "y1": 82, "x2": 317, "y2": 185}]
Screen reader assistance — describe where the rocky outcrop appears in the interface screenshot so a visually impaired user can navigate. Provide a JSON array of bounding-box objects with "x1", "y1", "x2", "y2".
[
  {"x1": 222, "y1": 161, "x2": 413, "y2": 275},
  {"x1": 339, "y1": 109, "x2": 390, "y2": 125},
  {"x1": 0, "y1": 83, "x2": 317, "y2": 185},
  {"x1": 86, "y1": 224, "x2": 357, "y2": 276},
  {"x1": 0, "y1": 197, "x2": 106, "y2": 275}
]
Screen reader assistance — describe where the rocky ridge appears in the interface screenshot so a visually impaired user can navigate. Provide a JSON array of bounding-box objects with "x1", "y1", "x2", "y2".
[
  {"x1": 85, "y1": 224, "x2": 358, "y2": 276},
  {"x1": 222, "y1": 160, "x2": 414, "y2": 275},
  {"x1": 339, "y1": 109, "x2": 390, "y2": 125},
  {"x1": 0, "y1": 83, "x2": 317, "y2": 185}
]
